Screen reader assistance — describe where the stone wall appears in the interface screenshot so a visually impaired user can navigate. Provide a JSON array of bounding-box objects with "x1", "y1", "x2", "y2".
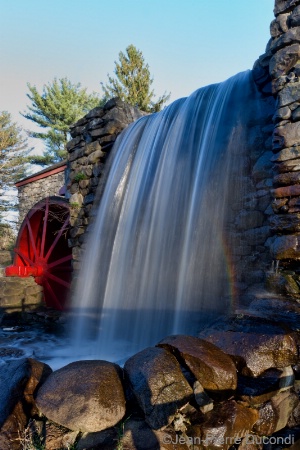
[
  {"x1": 0, "y1": 276, "x2": 43, "y2": 314},
  {"x1": 253, "y1": 0, "x2": 300, "y2": 298},
  {"x1": 66, "y1": 98, "x2": 145, "y2": 271},
  {"x1": 227, "y1": 80, "x2": 275, "y2": 300},
  {"x1": 16, "y1": 161, "x2": 66, "y2": 227}
]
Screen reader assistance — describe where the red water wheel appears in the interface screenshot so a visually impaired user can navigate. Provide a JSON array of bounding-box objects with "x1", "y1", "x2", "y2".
[{"x1": 6, "y1": 197, "x2": 72, "y2": 310}]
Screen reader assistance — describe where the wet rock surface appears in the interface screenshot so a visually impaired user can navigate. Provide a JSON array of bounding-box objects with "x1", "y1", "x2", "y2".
[
  {"x1": 157, "y1": 334, "x2": 237, "y2": 392},
  {"x1": 0, "y1": 321, "x2": 299, "y2": 449},
  {"x1": 247, "y1": 295, "x2": 300, "y2": 330},
  {"x1": 199, "y1": 315, "x2": 298, "y2": 376},
  {"x1": 254, "y1": 390, "x2": 299, "y2": 435},
  {"x1": 0, "y1": 358, "x2": 52, "y2": 450},
  {"x1": 124, "y1": 346, "x2": 193, "y2": 430},
  {"x1": 196, "y1": 399, "x2": 258, "y2": 450},
  {"x1": 35, "y1": 360, "x2": 126, "y2": 432},
  {"x1": 237, "y1": 367, "x2": 295, "y2": 405},
  {"x1": 268, "y1": 233, "x2": 300, "y2": 259}
]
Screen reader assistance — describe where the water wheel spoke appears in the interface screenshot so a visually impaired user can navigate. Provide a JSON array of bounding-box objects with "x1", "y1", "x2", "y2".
[
  {"x1": 40, "y1": 198, "x2": 49, "y2": 258},
  {"x1": 44, "y1": 279, "x2": 63, "y2": 310},
  {"x1": 47, "y1": 254, "x2": 73, "y2": 269},
  {"x1": 51, "y1": 266, "x2": 73, "y2": 272},
  {"x1": 25, "y1": 217, "x2": 38, "y2": 261},
  {"x1": 45, "y1": 271, "x2": 71, "y2": 288},
  {"x1": 44, "y1": 216, "x2": 69, "y2": 261},
  {"x1": 14, "y1": 248, "x2": 34, "y2": 266}
]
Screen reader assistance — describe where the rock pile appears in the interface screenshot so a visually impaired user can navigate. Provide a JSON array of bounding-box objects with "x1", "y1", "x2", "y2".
[{"x1": 1, "y1": 304, "x2": 299, "y2": 450}]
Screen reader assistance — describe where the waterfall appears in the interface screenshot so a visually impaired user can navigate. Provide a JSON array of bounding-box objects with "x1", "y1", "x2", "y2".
[{"x1": 72, "y1": 70, "x2": 263, "y2": 362}]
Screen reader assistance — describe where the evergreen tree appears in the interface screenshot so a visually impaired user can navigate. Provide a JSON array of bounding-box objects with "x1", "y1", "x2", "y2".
[
  {"x1": 0, "y1": 111, "x2": 30, "y2": 222},
  {"x1": 101, "y1": 44, "x2": 170, "y2": 113},
  {"x1": 22, "y1": 77, "x2": 103, "y2": 166}
]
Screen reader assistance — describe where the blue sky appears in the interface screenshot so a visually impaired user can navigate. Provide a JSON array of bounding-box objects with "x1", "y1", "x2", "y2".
[{"x1": 1, "y1": 0, "x2": 274, "y2": 151}]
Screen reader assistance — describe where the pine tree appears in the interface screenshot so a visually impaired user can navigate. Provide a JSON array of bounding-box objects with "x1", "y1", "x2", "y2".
[
  {"x1": 101, "y1": 44, "x2": 170, "y2": 113},
  {"x1": 0, "y1": 111, "x2": 30, "y2": 222},
  {"x1": 22, "y1": 77, "x2": 103, "y2": 166}
]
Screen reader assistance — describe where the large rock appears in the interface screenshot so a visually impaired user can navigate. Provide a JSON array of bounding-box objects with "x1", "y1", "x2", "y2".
[
  {"x1": 237, "y1": 367, "x2": 295, "y2": 406},
  {"x1": 269, "y1": 213, "x2": 300, "y2": 232},
  {"x1": 254, "y1": 390, "x2": 299, "y2": 435},
  {"x1": 124, "y1": 347, "x2": 193, "y2": 430},
  {"x1": 270, "y1": 27, "x2": 300, "y2": 53},
  {"x1": 248, "y1": 296, "x2": 300, "y2": 332},
  {"x1": 0, "y1": 358, "x2": 52, "y2": 450},
  {"x1": 274, "y1": 170, "x2": 300, "y2": 186},
  {"x1": 273, "y1": 105, "x2": 292, "y2": 123},
  {"x1": 278, "y1": 81, "x2": 300, "y2": 107},
  {"x1": 193, "y1": 399, "x2": 258, "y2": 450},
  {"x1": 267, "y1": 271, "x2": 300, "y2": 295},
  {"x1": 252, "y1": 151, "x2": 273, "y2": 180},
  {"x1": 200, "y1": 315, "x2": 298, "y2": 377},
  {"x1": 268, "y1": 233, "x2": 300, "y2": 259},
  {"x1": 274, "y1": 0, "x2": 300, "y2": 15},
  {"x1": 35, "y1": 360, "x2": 126, "y2": 432},
  {"x1": 273, "y1": 122, "x2": 300, "y2": 151},
  {"x1": 270, "y1": 13, "x2": 290, "y2": 37},
  {"x1": 276, "y1": 158, "x2": 300, "y2": 172},
  {"x1": 272, "y1": 184, "x2": 300, "y2": 197},
  {"x1": 289, "y1": 196, "x2": 300, "y2": 212},
  {"x1": 241, "y1": 226, "x2": 270, "y2": 246},
  {"x1": 269, "y1": 44, "x2": 300, "y2": 78},
  {"x1": 291, "y1": 5, "x2": 300, "y2": 26},
  {"x1": 157, "y1": 335, "x2": 237, "y2": 391}
]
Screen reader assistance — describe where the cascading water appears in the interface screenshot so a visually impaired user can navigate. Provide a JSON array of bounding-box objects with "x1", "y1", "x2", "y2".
[{"x1": 72, "y1": 70, "x2": 264, "y2": 362}]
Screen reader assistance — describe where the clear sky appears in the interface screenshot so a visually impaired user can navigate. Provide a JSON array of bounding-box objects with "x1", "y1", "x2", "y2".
[{"x1": 1, "y1": 0, "x2": 274, "y2": 152}]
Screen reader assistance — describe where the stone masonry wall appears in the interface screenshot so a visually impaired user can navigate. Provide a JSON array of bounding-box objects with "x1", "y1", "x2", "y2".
[
  {"x1": 226, "y1": 89, "x2": 275, "y2": 301},
  {"x1": 66, "y1": 98, "x2": 145, "y2": 272},
  {"x1": 17, "y1": 162, "x2": 66, "y2": 227},
  {"x1": 0, "y1": 276, "x2": 43, "y2": 314},
  {"x1": 253, "y1": 0, "x2": 300, "y2": 298}
]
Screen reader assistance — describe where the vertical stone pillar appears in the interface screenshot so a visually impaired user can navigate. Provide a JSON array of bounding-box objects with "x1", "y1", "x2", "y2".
[
  {"x1": 265, "y1": 0, "x2": 300, "y2": 295},
  {"x1": 66, "y1": 98, "x2": 144, "y2": 273}
]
